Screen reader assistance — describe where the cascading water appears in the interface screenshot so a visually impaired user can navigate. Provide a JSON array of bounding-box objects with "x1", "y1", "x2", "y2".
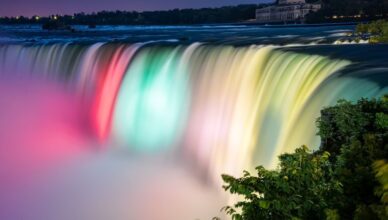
[
  {"x1": 0, "y1": 43, "x2": 387, "y2": 185},
  {"x1": 1, "y1": 42, "x2": 388, "y2": 220}
]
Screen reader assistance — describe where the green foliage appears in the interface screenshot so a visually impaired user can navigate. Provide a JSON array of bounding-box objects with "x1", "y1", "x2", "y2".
[
  {"x1": 355, "y1": 20, "x2": 388, "y2": 43},
  {"x1": 372, "y1": 160, "x2": 388, "y2": 218},
  {"x1": 374, "y1": 160, "x2": 388, "y2": 203},
  {"x1": 324, "y1": 209, "x2": 340, "y2": 220},
  {"x1": 317, "y1": 96, "x2": 388, "y2": 157},
  {"x1": 222, "y1": 95, "x2": 388, "y2": 220},
  {"x1": 356, "y1": 23, "x2": 369, "y2": 33},
  {"x1": 318, "y1": 96, "x2": 388, "y2": 219},
  {"x1": 222, "y1": 146, "x2": 342, "y2": 220}
]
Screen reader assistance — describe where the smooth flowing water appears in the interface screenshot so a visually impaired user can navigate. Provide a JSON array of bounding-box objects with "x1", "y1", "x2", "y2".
[{"x1": 0, "y1": 24, "x2": 387, "y2": 220}]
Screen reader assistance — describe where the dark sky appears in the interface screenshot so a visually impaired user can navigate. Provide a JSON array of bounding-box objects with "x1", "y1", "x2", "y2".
[{"x1": 0, "y1": 0, "x2": 272, "y2": 16}]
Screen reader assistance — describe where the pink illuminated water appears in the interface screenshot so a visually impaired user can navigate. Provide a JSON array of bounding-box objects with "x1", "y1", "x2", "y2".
[
  {"x1": 0, "y1": 43, "x2": 386, "y2": 220},
  {"x1": 0, "y1": 76, "x2": 225, "y2": 220}
]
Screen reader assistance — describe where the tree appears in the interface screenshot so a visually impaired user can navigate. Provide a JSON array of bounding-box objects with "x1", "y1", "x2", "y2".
[
  {"x1": 317, "y1": 95, "x2": 388, "y2": 219},
  {"x1": 222, "y1": 146, "x2": 341, "y2": 220},
  {"x1": 0, "y1": 4, "x2": 259, "y2": 25},
  {"x1": 222, "y1": 95, "x2": 388, "y2": 220},
  {"x1": 372, "y1": 160, "x2": 388, "y2": 219},
  {"x1": 355, "y1": 20, "x2": 388, "y2": 43}
]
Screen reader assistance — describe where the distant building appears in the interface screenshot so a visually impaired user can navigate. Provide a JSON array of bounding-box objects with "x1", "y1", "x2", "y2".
[{"x1": 256, "y1": 0, "x2": 321, "y2": 23}]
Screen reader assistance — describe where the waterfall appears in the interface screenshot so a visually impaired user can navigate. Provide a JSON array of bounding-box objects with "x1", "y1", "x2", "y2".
[{"x1": 0, "y1": 43, "x2": 387, "y2": 184}]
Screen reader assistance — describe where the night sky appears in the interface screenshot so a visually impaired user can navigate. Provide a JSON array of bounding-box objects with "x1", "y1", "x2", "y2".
[{"x1": 0, "y1": 0, "x2": 271, "y2": 16}]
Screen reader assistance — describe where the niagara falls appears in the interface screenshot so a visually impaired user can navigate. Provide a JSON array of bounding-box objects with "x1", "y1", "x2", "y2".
[{"x1": 0, "y1": 1, "x2": 388, "y2": 220}]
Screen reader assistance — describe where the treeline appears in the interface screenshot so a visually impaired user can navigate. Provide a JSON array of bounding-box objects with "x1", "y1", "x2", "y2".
[
  {"x1": 306, "y1": 0, "x2": 388, "y2": 23},
  {"x1": 2, "y1": 1, "x2": 388, "y2": 26},
  {"x1": 222, "y1": 96, "x2": 388, "y2": 220},
  {"x1": 0, "y1": 4, "x2": 263, "y2": 25}
]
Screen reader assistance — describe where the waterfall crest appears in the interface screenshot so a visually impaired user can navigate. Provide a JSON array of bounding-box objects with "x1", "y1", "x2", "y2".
[{"x1": 1, "y1": 43, "x2": 387, "y2": 183}]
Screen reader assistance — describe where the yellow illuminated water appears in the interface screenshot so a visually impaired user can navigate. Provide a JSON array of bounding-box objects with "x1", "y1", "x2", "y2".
[{"x1": 0, "y1": 43, "x2": 387, "y2": 185}]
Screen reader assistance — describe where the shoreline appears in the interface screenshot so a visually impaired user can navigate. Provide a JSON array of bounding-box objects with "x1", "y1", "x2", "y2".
[{"x1": 0, "y1": 21, "x2": 358, "y2": 28}]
